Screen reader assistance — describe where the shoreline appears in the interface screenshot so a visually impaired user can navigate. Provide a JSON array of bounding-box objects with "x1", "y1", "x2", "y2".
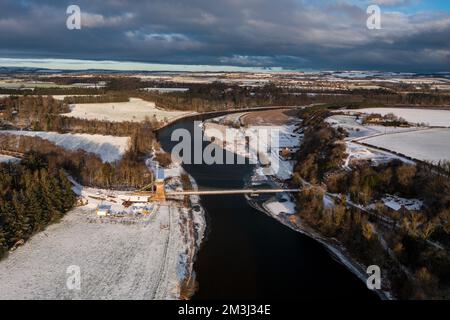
[
  {"x1": 200, "y1": 111, "x2": 393, "y2": 300},
  {"x1": 179, "y1": 173, "x2": 207, "y2": 299},
  {"x1": 148, "y1": 155, "x2": 207, "y2": 300},
  {"x1": 246, "y1": 192, "x2": 392, "y2": 300}
]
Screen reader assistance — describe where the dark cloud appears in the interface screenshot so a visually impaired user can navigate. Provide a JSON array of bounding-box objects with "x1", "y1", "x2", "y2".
[{"x1": 0, "y1": 0, "x2": 449, "y2": 71}]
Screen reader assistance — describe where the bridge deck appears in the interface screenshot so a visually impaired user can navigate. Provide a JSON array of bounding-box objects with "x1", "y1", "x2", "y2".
[{"x1": 166, "y1": 189, "x2": 300, "y2": 196}]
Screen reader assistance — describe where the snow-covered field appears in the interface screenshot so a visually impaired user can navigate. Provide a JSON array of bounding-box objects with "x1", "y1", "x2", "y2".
[
  {"x1": 203, "y1": 118, "x2": 302, "y2": 180},
  {"x1": 0, "y1": 155, "x2": 20, "y2": 163},
  {"x1": 344, "y1": 141, "x2": 413, "y2": 167},
  {"x1": 326, "y1": 115, "x2": 419, "y2": 139},
  {"x1": 0, "y1": 205, "x2": 193, "y2": 300},
  {"x1": 326, "y1": 115, "x2": 424, "y2": 166},
  {"x1": 351, "y1": 108, "x2": 450, "y2": 127},
  {"x1": 62, "y1": 98, "x2": 193, "y2": 123},
  {"x1": 1, "y1": 131, "x2": 129, "y2": 163},
  {"x1": 0, "y1": 159, "x2": 206, "y2": 300},
  {"x1": 360, "y1": 128, "x2": 450, "y2": 163},
  {"x1": 381, "y1": 195, "x2": 423, "y2": 212},
  {"x1": 52, "y1": 95, "x2": 101, "y2": 101}
]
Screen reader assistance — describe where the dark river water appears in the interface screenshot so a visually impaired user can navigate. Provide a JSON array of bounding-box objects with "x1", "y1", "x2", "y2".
[{"x1": 158, "y1": 118, "x2": 378, "y2": 300}]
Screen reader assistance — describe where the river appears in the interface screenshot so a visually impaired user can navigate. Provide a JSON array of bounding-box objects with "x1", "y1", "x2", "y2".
[{"x1": 158, "y1": 117, "x2": 378, "y2": 300}]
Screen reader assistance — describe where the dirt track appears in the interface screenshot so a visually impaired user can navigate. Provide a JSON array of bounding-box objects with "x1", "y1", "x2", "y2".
[{"x1": 241, "y1": 109, "x2": 299, "y2": 126}]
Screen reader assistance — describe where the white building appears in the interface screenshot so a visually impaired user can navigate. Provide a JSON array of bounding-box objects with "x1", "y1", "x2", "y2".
[
  {"x1": 131, "y1": 203, "x2": 154, "y2": 215},
  {"x1": 96, "y1": 204, "x2": 111, "y2": 217}
]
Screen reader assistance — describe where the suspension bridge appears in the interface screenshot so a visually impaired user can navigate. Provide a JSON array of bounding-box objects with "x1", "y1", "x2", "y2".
[
  {"x1": 126, "y1": 180, "x2": 300, "y2": 203},
  {"x1": 166, "y1": 188, "x2": 300, "y2": 196}
]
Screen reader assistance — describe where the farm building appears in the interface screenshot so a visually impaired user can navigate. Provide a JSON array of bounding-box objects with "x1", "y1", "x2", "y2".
[{"x1": 96, "y1": 204, "x2": 112, "y2": 217}]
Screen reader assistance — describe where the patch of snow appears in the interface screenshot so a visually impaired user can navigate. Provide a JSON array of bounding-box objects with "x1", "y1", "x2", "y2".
[
  {"x1": 203, "y1": 120, "x2": 302, "y2": 181},
  {"x1": 326, "y1": 115, "x2": 419, "y2": 140},
  {"x1": 0, "y1": 155, "x2": 20, "y2": 164},
  {"x1": 264, "y1": 199, "x2": 296, "y2": 216},
  {"x1": 51, "y1": 95, "x2": 101, "y2": 101},
  {"x1": 323, "y1": 195, "x2": 335, "y2": 209},
  {"x1": 141, "y1": 88, "x2": 189, "y2": 93},
  {"x1": 344, "y1": 141, "x2": 412, "y2": 167},
  {"x1": 382, "y1": 195, "x2": 423, "y2": 212}
]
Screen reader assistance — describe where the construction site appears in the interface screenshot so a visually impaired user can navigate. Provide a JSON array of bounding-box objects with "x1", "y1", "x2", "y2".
[{"x1": 94, "y1": 176, "x2": 299, "y2": 218}]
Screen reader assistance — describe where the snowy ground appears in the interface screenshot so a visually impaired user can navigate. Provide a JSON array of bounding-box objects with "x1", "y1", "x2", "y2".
[
  {"x1": 206, "y1": 112, "x2": 301, "y2": 219},
  {"x1": 326, "y1": 115, "x2": 424, "y2": 166},
  {"x1": 381, "y1": 195, "x2": 423, "y2": 212},
  {"x1": 0, "y1": 205, "x2": 193, "y2": 300},
  {"x1": 0, "y1": 155, "x2": 20, "y2": 163},
  {"x1": 52, "y1": 95, "x2": 101, "y2": 101},
  {"x1": 350, "y1": 108, "x2": 450, "y2": 127},
  {"x1": 0, "y1": 160, "x2": 206, "y2": 300},
  {"x1": 360, "y1": 128, "x2": 450, "y2": 163},
  {"x1": 1, "y1": 131, "x2": 130, "y2": 163},
  {"x1": 62, "y1": 98, "x2": 193, "y2": 123},
  {"x1": 0, "y1": 94, "x2": 100, "y2": 100},
  {"x1": 141, "y1": 88, "x2": 189, "y2": 93},
  {"x1": 203, "y1": 116, "x2": 302, "y2": 181},
  {"x1": 344, "y1": 141, "x2": 414, "y2": 167},
  {"x1": 263, "y1": 198, "x2": 296, "y2": 216},
  {"x1": 70, "y1": 178, "x2": 140, "y2": 214},
  {"x1": 210, "y1": 112, "x2": 247, "y2": 127},
  {"x1": 326, "y1": 115, "x2": 416, "y2": 140}
]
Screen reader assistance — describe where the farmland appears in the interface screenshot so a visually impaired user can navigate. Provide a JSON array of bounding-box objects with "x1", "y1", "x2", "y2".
[
  {"x1": 326, "y1": 114, "x2": 450, "y2": 164},
  {"x1": 1, "y1": 131, "x2": 130, "y2": 163},
  {"x1": 353, "y1": 108, "x2": 450, "y2": 127},
  {"x1": 0, "y1": 206, "x2": 196, "y2": 300},
  {"x1": 62, "y1": 98, "x2": 193, "y2": 123}
]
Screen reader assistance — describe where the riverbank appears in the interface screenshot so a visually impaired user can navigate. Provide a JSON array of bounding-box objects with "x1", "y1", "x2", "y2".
[
  {"x1": 157, "y1": 111, "x2": 380, "y2": 299},
  {"x1": 246, "y1": 184, "x2": 392, "y2": 300},
  {"x1": 155, "y1": 159, "x2": 207, "y2": 299},
  {"x1": 201, "y1": 109, "x2": 391, "y2": 299}
]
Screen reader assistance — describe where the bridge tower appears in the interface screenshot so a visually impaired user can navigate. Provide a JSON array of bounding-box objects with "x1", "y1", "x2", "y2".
[
  {"x1": 152, "y1": 181, "x2": 166, "y2": 202},
  {"x1": 150, "y1": 164, "x2": 166, "y2": 202}
]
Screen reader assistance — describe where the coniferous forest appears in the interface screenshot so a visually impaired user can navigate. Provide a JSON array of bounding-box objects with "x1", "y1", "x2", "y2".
[{"x1": 0, "y1": 152, "x2": 77, "y2": 259}]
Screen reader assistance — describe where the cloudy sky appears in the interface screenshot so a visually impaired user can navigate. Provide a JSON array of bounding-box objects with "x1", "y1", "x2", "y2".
[{"x1": 0, "y1": 0, "x2": 449, "y2": 71}]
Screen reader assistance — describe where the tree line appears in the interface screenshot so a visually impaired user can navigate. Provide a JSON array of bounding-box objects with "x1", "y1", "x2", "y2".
[
  {"x1": 0, "y1": 134, "x2": 153, "y2": 190},
  {"x1": 0, "y1": 153, "x2": 77, "y2": 259},
  {"x1": 292, "y1": 107, "x2": 449, "y2": 299}
]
